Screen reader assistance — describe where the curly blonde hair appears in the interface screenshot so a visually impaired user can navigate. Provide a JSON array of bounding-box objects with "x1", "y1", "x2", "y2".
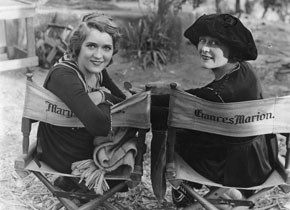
[{"x1": 67, "y1": 12, "x2": 121, "y2": 63}]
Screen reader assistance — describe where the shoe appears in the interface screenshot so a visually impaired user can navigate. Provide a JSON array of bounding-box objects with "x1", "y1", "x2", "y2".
[
  {"x1": 239, "y1": 189, "x2": 255, "y2": 198},
  {"x1": 172, "y1": 181, "x2": 201, "y2": 208},
  {"x1": 213, "y1": 188, "x2": 244, "y2": 210},
  {"x1": 107, "y1": 180, "x2": 128, "y2": 192},
  {"x1": 172, "y1": 188, "x2": 193, "y2": 208},
  {"x1": 54, "y1": 176, "x2": 80, "y2": 192},
  {"x1": 224, "y1": 188, "x2": 243, "y2": 200}
]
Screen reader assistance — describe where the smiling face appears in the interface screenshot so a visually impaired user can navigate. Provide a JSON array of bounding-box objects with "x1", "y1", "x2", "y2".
[
  {"x1": 77, "y1": 28, "x2": 114, "y2": 75},
  {"x1": 197, "y1": 36, "x2": 230, "y2": 70}
]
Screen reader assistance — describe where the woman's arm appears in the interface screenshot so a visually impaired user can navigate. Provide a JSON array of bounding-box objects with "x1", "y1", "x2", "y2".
[
  {"x1": 88, "y1": 90, "x2": 124, "y2": 105},
  {"x1": 46, "y1": 67, "x2": 111, "y2": 137}
]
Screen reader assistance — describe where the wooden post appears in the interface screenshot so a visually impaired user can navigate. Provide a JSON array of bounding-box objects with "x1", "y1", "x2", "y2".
[
  {"x1": 285, "y1": 134, "x2": 290, "y2": 184},
  {"x1": 26, "y1": 17, "x2": 35, "y2": 57},
  {"x1": 0, "y1": 0, "x2": 38, "y2": 72}
]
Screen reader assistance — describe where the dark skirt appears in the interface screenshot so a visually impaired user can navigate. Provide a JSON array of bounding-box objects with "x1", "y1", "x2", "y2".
[
  {"x1": 175, "y1": 129, "x2": 275, "y2": 187},
  {"x1": 37, "y1": 122, "x2": 95, "y2": 173}
]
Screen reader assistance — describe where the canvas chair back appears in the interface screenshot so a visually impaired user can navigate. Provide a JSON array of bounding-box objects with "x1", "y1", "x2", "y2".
[
  {"x1": 166, "y1": 85, "x2": 290, "y2": 189},
  {"x1": 23, "y1": 79, "x2": 151, "y2": 129}
]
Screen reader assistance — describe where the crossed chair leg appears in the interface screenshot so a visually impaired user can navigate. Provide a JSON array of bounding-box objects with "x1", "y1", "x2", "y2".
[
  {"x1": 170, "y1": 181, "x2": 290, "y2": 210},
  {"x1": 33, "y1": 171, "x2": 131, "y2": 210},
  {"x1": 169, "y1": 179, "x2": 264, "y2": 210}
]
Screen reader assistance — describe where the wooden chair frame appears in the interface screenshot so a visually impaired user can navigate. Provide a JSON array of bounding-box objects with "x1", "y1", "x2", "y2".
[
  {"x1": 14, "y1": 74, "x2": 151, "y2": 210},
  {"x1": 165, "y1": 84, "x2": 290, "y2": 210}
]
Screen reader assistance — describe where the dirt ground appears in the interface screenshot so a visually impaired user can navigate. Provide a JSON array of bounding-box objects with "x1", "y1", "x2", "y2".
[{"x1": 1, "y1": 1, "x2": 290, "y2": 210}]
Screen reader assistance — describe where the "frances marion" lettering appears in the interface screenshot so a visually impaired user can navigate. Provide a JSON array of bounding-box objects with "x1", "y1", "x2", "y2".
[
  {"x1": 194, "y1": 109, "x2": 274, "y2": 125},
  {"x1": 46, "y1": 101, "x2": 74, "y2": 118}
]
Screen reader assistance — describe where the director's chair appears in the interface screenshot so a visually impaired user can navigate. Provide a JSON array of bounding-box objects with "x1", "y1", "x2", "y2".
[
  {"x1": 165, "y1": 84, "x2": 290, "y2": 210},
  {"x1": 14, "y1": 73, "x2": 151, "y2": 210}
]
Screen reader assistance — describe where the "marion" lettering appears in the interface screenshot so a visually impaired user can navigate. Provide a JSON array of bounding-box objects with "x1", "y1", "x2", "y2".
[
  {"x1": 194, "y1": 109, "x2": 274, "y2": 125},
  {"x1": 46, "y1": 101, "x2": 74, "y2": 118}
]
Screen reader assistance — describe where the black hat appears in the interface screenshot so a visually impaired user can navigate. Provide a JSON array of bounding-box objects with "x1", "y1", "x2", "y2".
[{"x1": 184, "y1": 14, "x2": 257, "y2": 61}]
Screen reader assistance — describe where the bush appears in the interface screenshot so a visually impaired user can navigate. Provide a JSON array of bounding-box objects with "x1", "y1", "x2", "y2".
[{"x1": 120, "y1": 13, "x2": 182, "y2": 70}]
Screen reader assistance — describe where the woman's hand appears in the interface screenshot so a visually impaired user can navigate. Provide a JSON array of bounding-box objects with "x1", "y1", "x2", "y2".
[
  {"x1": 98, "y1": 86, "x2": 111, "y2": 94},
  {"x1": 88, "y1": 86, "x2": 113, "y2": 106},
  {"x1": 88, "y1": 91, "x2": 103, "y2": 105}
]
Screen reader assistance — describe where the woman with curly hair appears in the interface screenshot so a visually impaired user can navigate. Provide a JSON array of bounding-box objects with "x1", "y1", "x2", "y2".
[{"x1": 36, "y1": 13, "x2": 128, "y2": 189}]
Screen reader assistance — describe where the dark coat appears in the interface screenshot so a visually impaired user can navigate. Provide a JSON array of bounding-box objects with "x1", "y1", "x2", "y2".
[{"x1": 37, "y1": 59, "x2": 125, "y2": 173}]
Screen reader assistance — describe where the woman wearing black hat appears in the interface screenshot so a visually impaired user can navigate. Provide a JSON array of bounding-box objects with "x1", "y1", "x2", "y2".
[{"x1": 150, "y1": 13, "x2": 281, "y2": 208}]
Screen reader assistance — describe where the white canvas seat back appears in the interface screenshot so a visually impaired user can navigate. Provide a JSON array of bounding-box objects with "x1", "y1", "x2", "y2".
[{"x1": 23, "y1": 79, "x2": 151, "y2": 129}]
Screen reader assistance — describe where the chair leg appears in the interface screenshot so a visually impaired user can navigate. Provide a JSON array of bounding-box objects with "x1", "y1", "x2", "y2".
[
  {"x1": 166, "y1": 128, "x2": 176, "y2": 180},
  {"x1": 246, "y1": 187, "x2": 273, "y2": 202},
  {"x1": 151, "y1": 130, "x2": 167, "y2": 200},
  {"x1": 58, "y1": 197, "x2": 79, "y2": 210},
  {"x1": 77, "y1": 181, "x2": 128, "y2": 210},
  {"x1": 130, "y1": 129, "x2": 147, "y2": 185},
  {"x1": 33, "y1": 171, "x2": 130, "y2": 210},
  {"x1": 33, "y1": 171, "x2": 79, "y2": 210},
  {"x1": 180, "y1": 182, "x2": 219, "y2": 210}
]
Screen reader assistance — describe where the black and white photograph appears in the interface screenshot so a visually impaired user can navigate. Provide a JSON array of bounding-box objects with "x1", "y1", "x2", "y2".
[{"x1": 0, "y1": 0, "x2": 290, "y2": 209}]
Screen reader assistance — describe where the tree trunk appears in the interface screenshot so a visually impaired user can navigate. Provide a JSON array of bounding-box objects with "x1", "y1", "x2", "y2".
[
  {"x1": 236, "y1": 0, "x2": 241, "y2": 13},
  {"x1": 215, "y1": 0, "x2": 221, "y2": 14},
  {"x1": 157, "y1": 0, "x2": 172, "y2": 18}
]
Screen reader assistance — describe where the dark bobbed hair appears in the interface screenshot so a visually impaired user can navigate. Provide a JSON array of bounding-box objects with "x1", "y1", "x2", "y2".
[
  {"x1": 184, "y1": 13, "x2": 258, "y2": 61},
  {"x1": 67, "y1": 13, "x2": 121, "y2": 64}
]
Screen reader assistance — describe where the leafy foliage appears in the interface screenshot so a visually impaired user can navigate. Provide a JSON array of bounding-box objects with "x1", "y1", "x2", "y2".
[{"x1": 120, "y1": 13, "x2": 181, "y2": 70}]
